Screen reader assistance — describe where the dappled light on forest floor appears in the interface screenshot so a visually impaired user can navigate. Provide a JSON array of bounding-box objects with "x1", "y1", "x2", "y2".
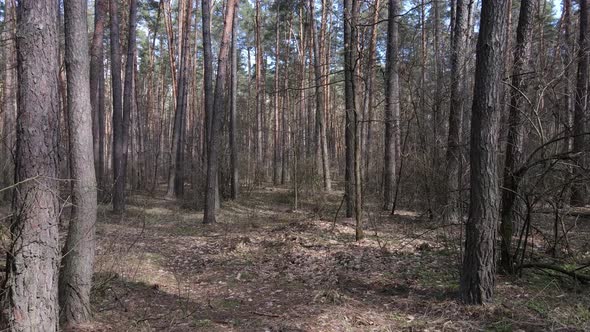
[{"x1": 89, "y1": 187, "x2": 590, "y2": 331}]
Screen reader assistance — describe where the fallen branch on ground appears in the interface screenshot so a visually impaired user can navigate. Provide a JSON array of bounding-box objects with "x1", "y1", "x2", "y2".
[{"x1": 519, "y1": 263, "x2": 590, "y2": 283}]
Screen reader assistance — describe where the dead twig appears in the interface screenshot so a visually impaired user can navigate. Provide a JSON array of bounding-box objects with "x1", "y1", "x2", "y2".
[{"x1": 250, "y1": 311, "x2": 282, "y2": 318}]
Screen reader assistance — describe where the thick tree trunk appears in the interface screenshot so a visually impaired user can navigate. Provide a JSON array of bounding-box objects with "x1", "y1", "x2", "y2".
[
  {"x1": 90, "y1": 0, "x2": 107, "y2": 191},
  {"x1": 8, "y1": 1, "x2": 61, "y2": 330},
  {"x1": 499, "y1": 0, "x2": 536, "y2": 274},
  {"x1": 60, "y1": 0, "x2": 98, "y2": 325},
  {"x1": 203, "y1": 0, "x2": 239, "y2": 224},
  {"x1": 383, "y1": 0, "x2": 400, "y2": 211},
  {"x1": 461, "y1": 0, "x2": 508, "y2": 305},
  {"x1": 110, "y1": 0, "x2": 125, "y2": 213},
  {"x1": 571, "y1": 0, "x2": 589, "y2": 206},
  {"x1": 1, "y1": 0, "x2": 16, "y2": 202},
  {"x1": 444, "y1": 0, "x2": 469, "y2": 223}
]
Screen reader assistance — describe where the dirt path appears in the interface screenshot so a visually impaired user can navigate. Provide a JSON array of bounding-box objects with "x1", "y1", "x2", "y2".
[{"x1": 91, "y1": 187, "x2": 590, "y2": 331}]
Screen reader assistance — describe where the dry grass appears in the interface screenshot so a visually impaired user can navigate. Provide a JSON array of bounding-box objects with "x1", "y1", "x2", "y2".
[
  {"x1": 87, "y1": 187, "x2": 590, "y2": 331},
  {"x1": 3, "y1": 187, "x2": 589, "y2": 331}
]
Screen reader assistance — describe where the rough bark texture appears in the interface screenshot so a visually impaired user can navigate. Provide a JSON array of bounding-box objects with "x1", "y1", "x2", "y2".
[
  {"x1": 8, "y1": 1, "x2": 61, "y2": 330},
  {"x1": 110, "y1": 0, "x2": 125, "y2": 213},
  {"x1": 444, "y1": 0, "x2": 469, "y2": 223},
  {"x1": 499, "y1": 0, "x2": 536, "y2": 274},
  {"x1": 383, "y1": 0, "x2": 400, "y2": 211},
  {"x1": 1, "y1": 0, "x2": 17, "y2": 202},
  {"x1": 203, "y1": 0, "x2": 238, "y2": 224},
  {"x1": 60, "y1": 0, "x2": 98, "y2": 325},
  {"x1": 571, "y1": 0, "x2": 589, "y2": 206},
  {"x1": 90, "y1": 0, "x2": 107, "y2": 191},
  {"x1": 460, "y1": 0, "x2": 508, "y2": 305}
]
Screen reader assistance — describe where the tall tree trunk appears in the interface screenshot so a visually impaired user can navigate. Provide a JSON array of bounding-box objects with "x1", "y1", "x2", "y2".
[
  {"x1": 8, "y1": 1, "x2": 60, "y2": 330},
  {"x1": 311, "y1": 0, "x2": 332, "y2": 192},
  {"x1": 60, "y1": 0, "x2": 98, "y2": 325},
  {"x1": 344, "y1": 0, "x2": 361, "y2": 238},
  {"x1": 281, "y1": 19, "x2": 293, "y2": 184},
  {"x1": 461, "y1": 0, "x2": 508, "y2": 305},
  {"x1": 571, "y1": 0, "x2": 589, "y2": 206},
  {"x1": 202, "y1": 0, "x2": 214, "y2": 163},
  {"x1": 90, "y1": 0, "x2": 107, "y2": 191},
  {"x1": 255, "y1": 0, "x2": 264, "y2": 176},
  {"x1": 499, "y1": 0, "x2": 536, "y2": 274},
  {"x1": 203, "y1": 0, "x2": 239, "y2": 224},
  {"x1": 230, "y1": 6, "x2": 239, "y2": 199},
  {"x1": 383, "y1": 0, "x2": 400, "y2": 211},
  {"x1": 110, "y1": 0, "x2": 125, "y2": 213},
  {"x1": 444, "y1": 0, "x2": 469, "y2": 223},
  {"x1": 167, "y1": 0, "x2": 192, "y2": 198},
  {"x1": 563, "y1": 0, "x2": 574, "y2": 153},
  {"x1": 274, "y1": 12, "x2": 282, "y2": 185},
  {"x1": 163, "y1": 0, "x2": 178, "y2": 107},
  {"x1": 121, "y1": 0, "x2": 138, "y2": 202},
  {"x1": 1, "y1": 0, "x2": 16, "y2": 202},
  {"x1": 362, "y1": 0, "x2": 380, "y2": 188}
]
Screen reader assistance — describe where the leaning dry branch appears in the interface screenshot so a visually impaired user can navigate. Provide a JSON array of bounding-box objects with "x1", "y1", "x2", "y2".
[{"x1": 519, "y1": 263, "x2": 590, "y2": 283}]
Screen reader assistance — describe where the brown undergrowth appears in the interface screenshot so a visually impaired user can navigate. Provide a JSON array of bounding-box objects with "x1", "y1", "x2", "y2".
[{"x1": 5, "y1": 186, "x2": 589, "y2": 331}]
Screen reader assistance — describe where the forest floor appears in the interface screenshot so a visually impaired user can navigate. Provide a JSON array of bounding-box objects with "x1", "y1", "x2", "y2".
[
  {"x1": 85, "y1": 186, "x2": 590, "y2": 331},
  {"x1": 2, "y1": 186, "x2": 590, "y2": 331}
]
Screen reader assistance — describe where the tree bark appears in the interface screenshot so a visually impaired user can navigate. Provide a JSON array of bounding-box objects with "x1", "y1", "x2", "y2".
[
  {"x1": 202, "y1": 0, "x2": 214, "y2": 162},
  {"x1": 230, "y1": 6, "x2": 239, "y2": 199},
  {"x1": 203, "y1": 0, "x2": 239, "y2": 224},
  {"x1": 311, "y1": 0, "x2": 332, "y2": 192},
  {"x1": 8, "y1": 1, "x2": 61, "y2": 330},
  {"x1": 444, "y1": 0, "x2": 469, "y2": 223},
  {"x1": 344, "y1": 0, "x2": 361, "y2": 235},
  {"x1": 167, "y1": 0, "x2": 192, "y2": 198},
  {"x1": 571, "y1": 0, "x2": 589, "y2": 206},
  {"x1": 362, "y1": 0, "x2": 380, "y2": 188},
  {"x1": 383, "y1": 0, "x2": 400, "y2": 211},
  {"x1": 461, "y1": 0, "x2": 508, "y2": 305},
  {"x1": 255, "y1": 0, "x2": 264, "y2": 176},
  {"x1": 499, "y1": 0, "x2": 536, "y2": 274},
  {"x1": 121, "y1": 0, "x2": 138, "y2": 203},
  {"x1": 60, "y1": 0, "x2": 98, "y2": 325},
  {"x1": 274, "y1": 12, "x2": 282, "y2": 185},
  {"x1": 110, "y1": 0, "x2": 125, "y2": 213},
  {"x1": 90, "y1": 0, "x2": 107, "y2": 192},
  {"x1": 1, "y1": 0, "x2": 16, "y2": 202}
]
